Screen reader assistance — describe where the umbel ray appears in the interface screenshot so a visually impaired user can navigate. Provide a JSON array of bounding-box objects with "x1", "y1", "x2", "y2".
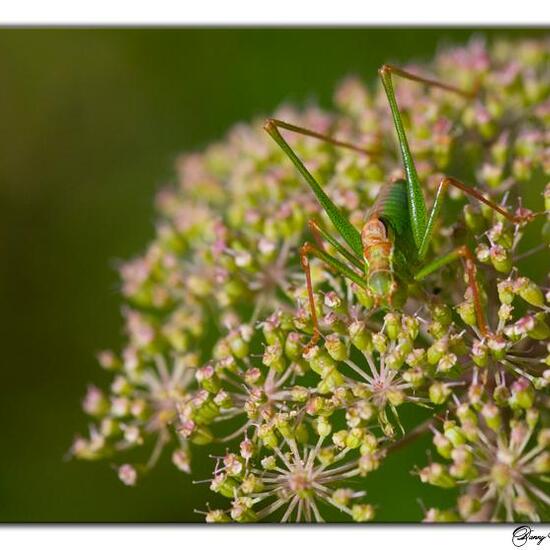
[{"x1": 264, "y1": 64, "x2": 535, "y2": 351}]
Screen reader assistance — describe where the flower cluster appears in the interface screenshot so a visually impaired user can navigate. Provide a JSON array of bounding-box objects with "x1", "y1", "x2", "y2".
[
  {"x1": 73, "y1": 37, "x2": 549, "y2": 521},
  {"x1": 420, "y1": 395, "x2": 549, "y2": 522}
]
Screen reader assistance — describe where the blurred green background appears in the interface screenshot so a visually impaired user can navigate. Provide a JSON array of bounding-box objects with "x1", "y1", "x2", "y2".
[{"x1": 0, "y1": 28, "x2": 547, "y2": 522}]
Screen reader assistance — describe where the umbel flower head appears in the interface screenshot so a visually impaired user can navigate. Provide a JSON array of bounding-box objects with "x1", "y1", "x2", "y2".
[
  {"x1": 73, "y1": 37, "x2": 550, "y2": 522},
  {"x1": 420, "y1": 394, "x2": 549, "y2": 522},
  {"x1": 203, "y1": 422, "x2": 377, "y2": 523}
]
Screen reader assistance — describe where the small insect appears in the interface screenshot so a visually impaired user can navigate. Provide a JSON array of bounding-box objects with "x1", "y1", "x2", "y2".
[{"x1": 264, "y1": 64, "x2": 533, "y2": 351}]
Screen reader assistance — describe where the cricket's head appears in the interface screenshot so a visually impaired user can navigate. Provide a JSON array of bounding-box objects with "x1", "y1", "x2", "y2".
[{"x1": 361, "y1": 218, "x2": 401, "y2": 309}]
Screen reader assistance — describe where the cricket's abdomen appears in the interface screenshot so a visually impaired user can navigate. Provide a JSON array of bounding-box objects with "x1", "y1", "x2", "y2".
[
  {"x1": 361, "y1": 218, "x2": 396, "y2": 305},
  {"x1": 361, "y1": 179, "x2": 417, "y2": 306}
]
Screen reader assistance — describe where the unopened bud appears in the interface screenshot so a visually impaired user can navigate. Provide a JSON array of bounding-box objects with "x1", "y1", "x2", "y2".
[
  {"x1": 429, "y1": 382, "x2": 451, "y2": 405},
  {"x1": 490, "y1": 244, "x2": 512, "y2": 273}
]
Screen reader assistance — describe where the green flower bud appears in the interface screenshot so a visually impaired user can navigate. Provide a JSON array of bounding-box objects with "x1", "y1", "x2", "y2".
[
  {"x1": 515, "y1": 277, "x2": 545, "y2": 307},
  {"x1": 481, "y1": 402, "x2": 502, "y2": 431},
  {"x1": 402, "y1": 315, "x2": 420, "y2": 340},
  {"x1": 325, "y1": 333, "x2": 348, "y2": 361},
  {"x1": 261, "y1": 455, "x2": 277, "y2": 470},
  {"x1": 387, "y1": 389, "x2": 405, "y2": 406},
  {"x1": 468, "y1": 382, "x2": 484, "y2": 409},
  {"x1": 456, "y1": 403, "x2": 477, "y2": 426},
  {"x1": 533, "y1": 452, "x2": 550, "y2": 474},
  {"x1": 210, "y1": 473, "x2": 239, "y2": 498},
  {"x1": 316, "y1": 416, "x2": 332, "y2": 437},
  {"x1": 433, "y1": 432, "x2": 453, "y2": 459},
  {"x1": 190, "y1": 425, "x2": 214, "y2": 445},
  {"x1": 358, "y1": 452, "x2": 380, "y2": 475},
  {"x1": 405, "y1": 348, "x2": 426, "y2": 368},
  {"x1": 497, "y1": 279, "x2": 515, "y2": 305},
  {"x1": 437, "y1": 353, "x2": 457, "y2": 373},
  {"x1": 205, "y1": 509, "x2": 231, "y2": 523},
  {"x1": 97, "y1": 350, "x2": 122, "y2": 371},
  {"x1": 332, "y1": 430, "x2": 348, "y2": 449},
  {"x1": 290, "y1": 385, "x2": 309, "y2": 403},
  {"x1": 432, "y1": 304, "x2": 453, "y2": 326},
  {"x1": 471, "y1": 340, "x2": 488, "y2": 367},
  {"x1": 490, "y1": 244, "x2": 512, "y2": 273},
  {"x1": 427, "y1": 338, "x2": 448, "y2": 365},
  {"x1": 429, "y1": 382, "x2": 451, "y2": 405},
  {"x1": 488, "y1": 222, "x2": 514, "y2": 249},
  {"x1": 456, "y1": 300, "x2": 477, "y2": 327},
  {"x1": 317, "y1": 447, "x2": 335, "y2": 466},
  {"x1": 100, "y1": 417, "x2": 121, "y2": 438},
  {"x1": 223, "y1": 452, "x2": 245, "y2": 478},
  {"x1": 196, "y1": 365, "x2": 221, "y2": 393},
  {"x1": 303, "y1": 346, "x2": 336, "y2": 377},
  {"x1": 263, "y1": 341, "x2": 285, "y2": 373},
  {"x1": 351, "y1": 504, "x2": 375, "y2": 522},
  {"x1": 240, "y1": 473, "x2": 264, "y2": 495},
  {"x1": 372, "y1": 333, "x2": 387, "y2": 354},
  {"x1": 353, "y1": 284, "x2": 374, "y2": 309},
  {"x1": 444, "y1": 421, "x2": 466, "y2": 447},
  {"x1": 346, "y1": 428, "x2": 364, "y2": 449},
  {"x1": 258, "y1": 424, "x2": 278, "y2": 449},
  {"x1": 487, "y1": 334, "x2": 507, "y2": 360},
  {"x1": 475, "y1": 243, "x2": 491, "y2": 264},
  {"x1": 274, "y1": 413, "x2": 295, "y2": 439},
  {"x1": 82, "y1": 386, "x2": 110, "y2": 417},
  {"x1": 231, "y1": 498, "x2": 257, "y2": 523},
  {"x1": 285, "y1": 332, "x2": 304, "y2": 361},
  {"x1": 317, "y1": 369, "x2": 344, "y2": 394},
  {"x1": 528, "y1": 313, "x2": 550, "y2": 340},
  {"x1": 360, "y1": 432, "x2": 378, "y2": 454},
  {"x1": 402, "y1": 366, "x2": 425, "y2": 388},
  {"x1": 331, "y1": 488, "x2": 353, "y2": 507},
  {"x1": 419, "y1": 463, "x2": 456, "y2": 488},
  {"x1": 386, "y1": 349, "x2": 405, "y2": 371},
  {"x1": 228, "y1": 330, "x2": 249, "y2": 359},
  {"x1": 510, "y1": 378, "x2": 535, "y2": 409},
  {"x1": 262, "y1": 316, "x2": 283, "y2": 345},
  {"x1": 111, "y1": 376, "x2": 133, "y2": 397},
  {"x1": 348, "y1": 320, "x2": 372, "y2": 352},
  {"x1": 384, "y1": 312, "x2": 401, "y2": 341}
]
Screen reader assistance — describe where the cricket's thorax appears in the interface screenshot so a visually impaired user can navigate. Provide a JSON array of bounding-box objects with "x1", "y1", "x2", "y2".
[{"x1": 361, "y1": 217, "x2": 396, "y2": 302}]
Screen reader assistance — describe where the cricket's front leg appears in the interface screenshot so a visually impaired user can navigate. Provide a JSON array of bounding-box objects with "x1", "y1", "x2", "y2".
[
  {"x1": 414, "y1": 244, "x2": 489, "y2": 337},
  {"x1": 264, "y1": 118, "x2": 378, "y2": 156},
  {"x1": 417, "y1": 174, "x2": 536, "y2": 262},
  {"x1": 299, "y1": 237, "x2": 369, "y2": 354},
  {"x1": 264, "y1": 119, "x2": 364, "y2": 258},
  {"x1": 299, "y1": 243, "x2": 322, "y2": 353}
]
